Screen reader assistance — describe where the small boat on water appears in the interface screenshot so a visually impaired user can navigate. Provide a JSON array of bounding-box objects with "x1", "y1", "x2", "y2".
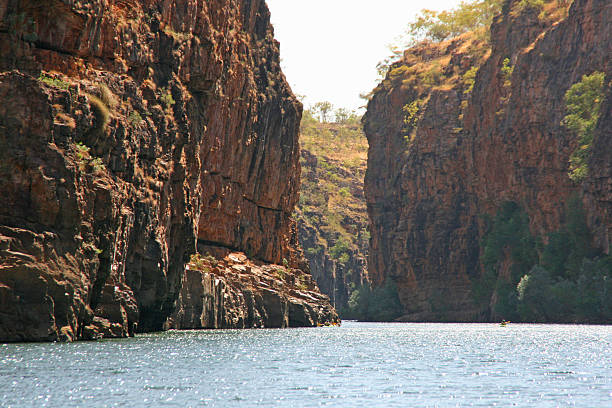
[{"x1": 500, "y1": 320, "x2": 510, "y2": 327}]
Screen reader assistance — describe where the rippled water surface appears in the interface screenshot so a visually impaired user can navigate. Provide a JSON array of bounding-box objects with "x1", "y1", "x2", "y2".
[{"x1": 1, "y1": 322, "x2": 611, "y2": 407}]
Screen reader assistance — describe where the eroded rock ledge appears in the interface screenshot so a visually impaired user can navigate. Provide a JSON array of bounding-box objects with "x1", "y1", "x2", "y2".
[{"x1": 167, "y1": 251, "x2": 338, "y2": 329}]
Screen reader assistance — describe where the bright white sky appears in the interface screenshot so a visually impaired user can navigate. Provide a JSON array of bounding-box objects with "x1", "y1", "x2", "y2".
[{"x1": 267, "y1": 0, "x2": 464, "y2": 112}]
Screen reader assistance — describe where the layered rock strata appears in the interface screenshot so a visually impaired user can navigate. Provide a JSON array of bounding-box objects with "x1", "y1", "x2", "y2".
[
  {"x1": 167, "y1": 251, "x2": 338, "y2": 329},
  {"x1": 0, "y1": 0, "x2": 336, "y2": 342},
  {"x1": 364, "y1": 0, "x2": 611, "y2": 321}
]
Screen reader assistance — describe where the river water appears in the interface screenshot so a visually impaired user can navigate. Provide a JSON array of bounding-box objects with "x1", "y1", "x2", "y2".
[{"x1": 1, "y1": 322, "x2": 611, "y2": 407}]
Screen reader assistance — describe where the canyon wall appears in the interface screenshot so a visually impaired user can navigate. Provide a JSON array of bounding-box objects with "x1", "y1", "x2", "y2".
[
  {"x1": 364, "y1": 0, "x2": 611, "y2": 321},
  {"x1": 0, "y1": 0, "x2": 336, "y2": 342}
]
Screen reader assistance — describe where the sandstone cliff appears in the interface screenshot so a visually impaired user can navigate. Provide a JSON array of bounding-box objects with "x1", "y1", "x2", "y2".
[
  {"x1": 0, "y1": 0, "x2": 336, "y2": 342},
  {"x1": 364, "y1": 0, "x2": 611, "y2": 321}
]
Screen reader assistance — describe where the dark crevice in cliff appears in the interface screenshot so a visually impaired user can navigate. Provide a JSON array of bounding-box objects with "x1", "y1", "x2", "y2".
[{"x1": 243, "y1": 196, "x2": 285, "y2": 213}]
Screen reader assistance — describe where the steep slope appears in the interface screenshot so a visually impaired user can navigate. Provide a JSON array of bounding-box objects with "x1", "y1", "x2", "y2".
[
  {"x1": 0, "y1": 0, "x2": 336, "y2": 342},
  {"x1": 364, "y1": 0, "x2": 612, "y2": 322},
  {"x1": 295, "y1": 113, "x2": 369, "y2": 312}
]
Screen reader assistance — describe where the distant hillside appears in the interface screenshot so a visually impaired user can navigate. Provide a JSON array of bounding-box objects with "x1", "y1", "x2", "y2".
[{"x1": 295, "y1": 111, "x2": 369, "y2": 313}]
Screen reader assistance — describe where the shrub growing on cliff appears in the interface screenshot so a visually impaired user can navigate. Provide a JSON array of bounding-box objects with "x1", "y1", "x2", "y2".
[
  {"x1": 128, "y1": 111, "x2": 143, "y2": 126},
  {"x1": 562, "y1": 71, "x2": 606, "y2": 183},
  {"x1": 87, "y1": 95, "x2": 111, "y2": 135},
  {"x1": 74, "y1": 142, "x2": 105, "y2": 173},
  {"x1": 345, "y1": 279, "x2": 403, "y2": 321},
  {"x1": 38, "y1": 73, "x2": 70, "y2": 91},
  {"x1": 463, "y1": 66, "x2": 479, "y2": 94},
  {"x1": 161, "y1": 89, "x2": 175, "y2": 111}
]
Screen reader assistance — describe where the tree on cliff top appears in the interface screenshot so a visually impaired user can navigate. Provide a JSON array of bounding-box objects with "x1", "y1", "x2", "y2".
[
  {"x1": 406, "y1": 0, "x2": 503, "y2": 43},
  {"x1": 375, "y1": 0, "x2": 504, "y2": 81}
]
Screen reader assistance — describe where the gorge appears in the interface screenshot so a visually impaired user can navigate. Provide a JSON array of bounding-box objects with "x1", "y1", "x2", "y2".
[{"x1": 1, "y1": 0, "x2": 611, "y2": 344}]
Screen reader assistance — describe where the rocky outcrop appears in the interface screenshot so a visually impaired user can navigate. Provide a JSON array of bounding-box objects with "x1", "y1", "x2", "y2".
[
  {"x1": 0, "y1": 0, "x2": 335, "y2": 342},
  {"x1": 364, "y1": 0, "x2": 611, "y2": 321},
  {"x1": 167, "y1": 251, "x2": 338, "y2": 329}
]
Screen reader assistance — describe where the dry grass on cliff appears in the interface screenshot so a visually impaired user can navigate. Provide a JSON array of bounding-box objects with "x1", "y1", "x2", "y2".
[{"x1": 297, "y1": 112, "x2": 370, "y2": 267}]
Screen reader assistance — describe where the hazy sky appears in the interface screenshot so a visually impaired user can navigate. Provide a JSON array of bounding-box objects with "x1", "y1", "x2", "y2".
[{"x1": 267, "y1": 0, "x2": 464, "y2": 112}]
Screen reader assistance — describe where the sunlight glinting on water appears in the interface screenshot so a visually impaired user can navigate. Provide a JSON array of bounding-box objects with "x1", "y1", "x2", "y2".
[{"x1": 1, "y1": 322, "x2": 611, "y2": 407}]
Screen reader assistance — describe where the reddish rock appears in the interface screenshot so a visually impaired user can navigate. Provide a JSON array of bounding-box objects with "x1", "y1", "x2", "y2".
[
  {"x1": 364, "y1": 0, "x2": 611, "y2": 321},
  {"x1": 166, "y1": 252, "x2": 338, "y2": 329},
  {"x1": 0, "y1": 0, "x2": 332, "y2": 341}
]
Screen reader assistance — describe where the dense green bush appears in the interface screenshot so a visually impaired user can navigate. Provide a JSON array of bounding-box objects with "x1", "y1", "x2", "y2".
[
  {"x1": 562, "y1": 72, "x2": 605, "y2": 182},
  {"x1": 343, "y1": 279, "x2": 403, "y2": 321},
  {"x1": 481, "y1": 197, "x2": 612, "y2": 322},
  {"x1": 475, "y1": 202, "x2": 538, "y2": 308}
]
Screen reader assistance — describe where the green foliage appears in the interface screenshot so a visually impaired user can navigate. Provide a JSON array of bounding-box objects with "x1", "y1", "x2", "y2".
[
  {"x1": 420, "y1": 63, "x2": 444, "y2": 87},
  {"x1": 481, "y1": 197, "x2": 612, "y2": 322},
  {"x1": 402, "y1": 100, "x2": 421, "y2": 128},
  {"x1": 297, "y1": 113, "x2": 369, "y2": 310},
  {"x1": 329, "y1": 237, "x2": 351, "y2": 264},
  {"x1": 501, "y1": 58, "x2": 514, "y2": 86},
  {"x1": 481, "y1": 202, "x2": 538, "y2": 279},
  {"x1": 338, "y1": 187, "x2": 351, "y2": 198},
  {"x1": 38, "y1": 74, "x2": 70, "y2": 91},
  {"x1": 161, "y1": 89, "x2": 175, "y2": 110},
  {"x1": 282, "y1": 258, "x2": 289, "y2": 268},
  {"x1": 541, "y1": 194, "x2": 597, "y2": 279},
  {"x1": 463, "y1": 66, "x2": 479, "y2": 94},
  {"x1": 343, "y1": 279, "x2": 403, "y2": 321},
  {"x1": 312, "y1": 101, "x2": 334, "y2": 123},
  {"x1": 334, "y1": 108, "x2": 351, "y2": 123},
  {"x1": 189, "y1": 253, "x2": 210, "y2": 272},
  {"x1": 203, "y1": 253, "x2": 218, "y2": 267},
  {"x1": 475, "y1": 202, "x2": 537, "y2": 313},
  {"x1": 517, "y1": 257, "x2": 612, "y2": 323},
  {"x1": 128, "y1": 111, "x2": 143, "y2": 126},
  {"x1": 305, "y1": 246, "x2": 322, "y2": 257},
  {"x1": 405, "y1": 0, "x2": 503, "y2": 43},
  {"x1": 514, "y1": 0, "x2": 546, "y2": 13},
  {"x1": 562, "y1": 72, "x2": 606, "y2": 182},
  {"x1": 74, "y1": 142, "x2": 105, "y2": 173}
]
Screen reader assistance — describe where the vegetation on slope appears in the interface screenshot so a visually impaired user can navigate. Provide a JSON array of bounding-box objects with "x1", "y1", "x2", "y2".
[
  {"x1": 296, "y1": 107, "x2": 370, "y2": 313},
  {"x1": 375, "y1": 0, "x2": 573, "y2": 83},
  {"x1": 563, "y1": 71, "x2": 606, "y2": 183},
  {"x1": 475, "y1": 197, "x2": 612, "y2": 323}
]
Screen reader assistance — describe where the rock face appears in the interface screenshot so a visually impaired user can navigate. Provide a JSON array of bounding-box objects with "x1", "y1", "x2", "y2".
[
  {"x1": 0, "y1": 0, "x2": 336, "y2": 342},
  {"x1": 167, "y1": 251, "x2": 338, "y2": 329},
  {"x1": 364, "y1": 0, "x2": 611, "y2": 321}
]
